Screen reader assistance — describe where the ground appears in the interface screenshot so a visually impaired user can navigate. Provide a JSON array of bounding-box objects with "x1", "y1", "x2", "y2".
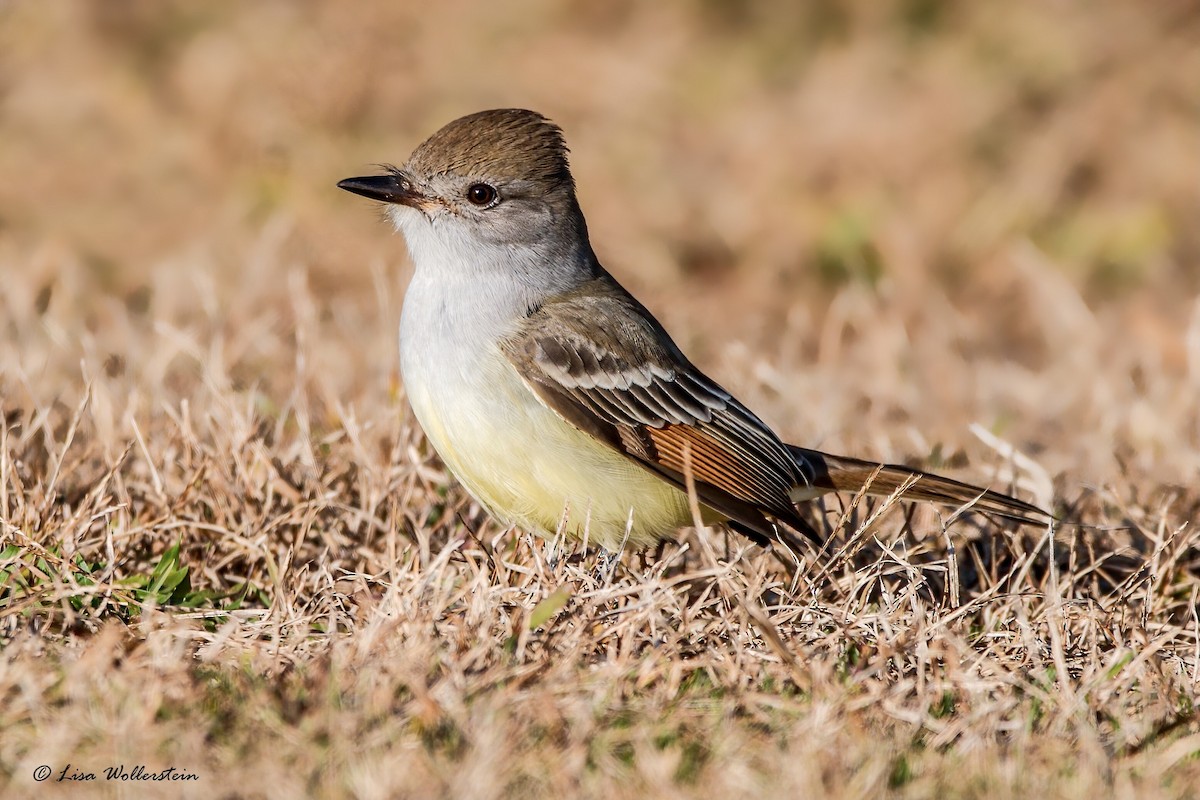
[{"x1": 2, "y1": 2, "x2": 1199, "y2": 798}]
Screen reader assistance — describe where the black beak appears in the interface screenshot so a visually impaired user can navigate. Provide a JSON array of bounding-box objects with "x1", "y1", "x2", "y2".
[{"x1": 337, "y1": 173, "x2": 422, "y2": 205}]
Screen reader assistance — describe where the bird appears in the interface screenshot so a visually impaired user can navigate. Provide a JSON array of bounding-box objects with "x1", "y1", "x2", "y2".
[{"x1": 338, "y1": 108, "x2": 1049, "y2": 554}]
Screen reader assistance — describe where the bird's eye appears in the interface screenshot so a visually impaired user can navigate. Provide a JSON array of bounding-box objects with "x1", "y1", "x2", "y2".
[{"x1": 466, "y1": 183, "x2": 498, "y2": 206}]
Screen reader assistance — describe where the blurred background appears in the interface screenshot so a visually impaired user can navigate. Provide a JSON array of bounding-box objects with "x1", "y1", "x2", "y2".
[{"x1": 2, "y1": 0, "x2": 1198, "y2": 497}]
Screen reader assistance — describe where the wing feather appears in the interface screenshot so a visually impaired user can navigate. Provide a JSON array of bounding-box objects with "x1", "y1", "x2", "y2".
[{"x1": 502, "y1": 277, "x2": 814, "y2": 541}]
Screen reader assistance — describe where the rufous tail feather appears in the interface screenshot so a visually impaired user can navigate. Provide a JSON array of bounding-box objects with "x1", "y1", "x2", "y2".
[{"x1": 789, "y1": 446, "x2": 1051, "y2": 526}]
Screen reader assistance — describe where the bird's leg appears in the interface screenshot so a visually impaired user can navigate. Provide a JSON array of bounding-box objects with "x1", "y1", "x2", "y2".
[
  {"x1": 594, "y1": 547, "x2": 621, "y2": 583},
  {"x1": 544, "y1": 538, "x2": 564, "y2": 570}
]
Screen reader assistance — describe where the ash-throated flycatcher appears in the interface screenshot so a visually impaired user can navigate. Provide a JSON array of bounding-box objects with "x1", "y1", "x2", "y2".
[{"x1": 339, "y1": 109, "x2": 1048, "y2": 551}]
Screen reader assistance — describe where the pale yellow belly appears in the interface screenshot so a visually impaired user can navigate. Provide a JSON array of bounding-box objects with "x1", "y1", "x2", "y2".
[{"x1": 405, "y1": 352, "x2": 698, "y2": 550}]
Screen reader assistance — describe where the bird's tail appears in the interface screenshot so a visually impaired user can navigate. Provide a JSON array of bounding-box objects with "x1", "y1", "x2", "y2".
[{"x1": 788, "y1": 446, "x2": 1051, "y2": 526}]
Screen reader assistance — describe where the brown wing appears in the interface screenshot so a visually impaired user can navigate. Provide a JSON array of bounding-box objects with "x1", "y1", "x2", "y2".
[{"x1": 501, "y1": 277, "x2": 817, "y2": 543}]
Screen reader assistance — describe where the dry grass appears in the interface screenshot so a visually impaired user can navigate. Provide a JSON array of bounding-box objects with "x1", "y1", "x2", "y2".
[{"x1": 3, "y1": 1, "x2": 1200, "y2": 798}]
